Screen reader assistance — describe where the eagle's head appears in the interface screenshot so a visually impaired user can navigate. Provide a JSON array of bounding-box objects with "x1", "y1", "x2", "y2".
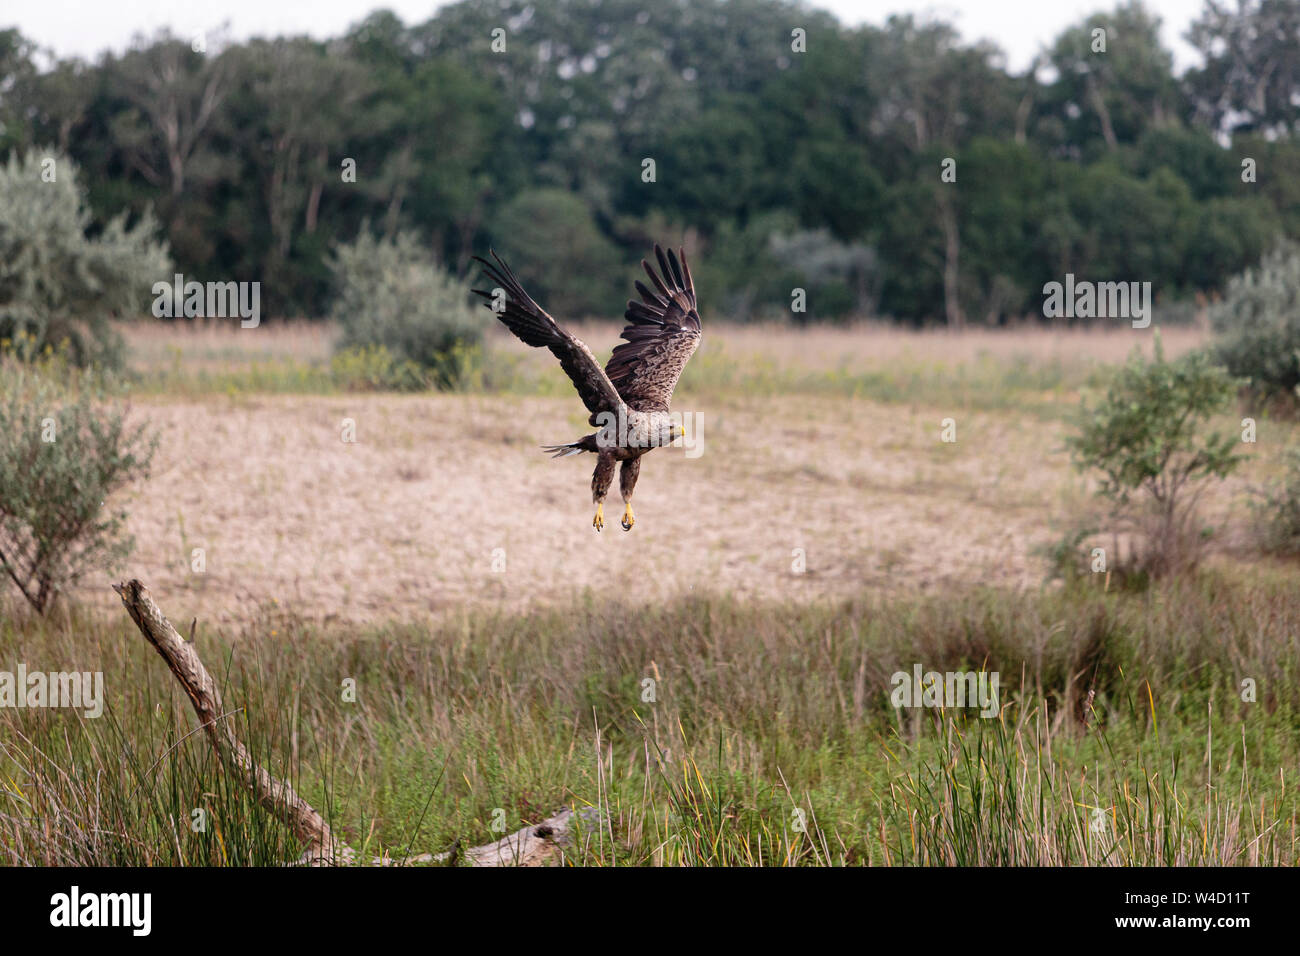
[{"x1": 647, "y1": 419, "x2": 684, "y2": 448}]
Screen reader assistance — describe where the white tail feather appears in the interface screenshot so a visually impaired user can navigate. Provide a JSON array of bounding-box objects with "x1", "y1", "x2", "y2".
[{"x1": 541, "y1": 442, "x2": 585, "y2": 459}]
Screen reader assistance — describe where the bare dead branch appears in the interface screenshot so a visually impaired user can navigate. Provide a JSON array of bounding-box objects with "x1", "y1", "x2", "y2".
[
  {"x1": 113, "y1": 578, "x2": 342, "y2": 864},
  {"x1": 112, "y1": 578, "x2": 586, "y2": 866}
]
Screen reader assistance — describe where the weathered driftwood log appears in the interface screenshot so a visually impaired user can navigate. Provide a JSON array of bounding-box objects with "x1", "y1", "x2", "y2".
[
  {"x1": 113, "y1": 578, "x2": 585, "y2": 866},
  {"x1": 435, "y1": 807, "x2": 602, "y2": 867}
]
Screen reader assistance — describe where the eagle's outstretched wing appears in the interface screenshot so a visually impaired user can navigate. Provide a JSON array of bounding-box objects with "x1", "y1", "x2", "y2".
[
  {"x1": 606, "y1": 245, "x2": 701, "y2": 412},
  {"x1": 472, "y1": 250, "x2": 623, "y2": 420}
]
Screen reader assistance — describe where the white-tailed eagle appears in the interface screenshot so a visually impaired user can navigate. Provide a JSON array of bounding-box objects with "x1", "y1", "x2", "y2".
[{"x1": 472, "y1": 245, "x2": 701, "y2": 531}]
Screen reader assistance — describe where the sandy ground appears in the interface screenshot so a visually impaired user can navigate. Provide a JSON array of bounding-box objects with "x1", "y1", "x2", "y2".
[
  {"x1": 77, "y1": 390, "x2": 1081, "y2": 625},
  {"x1": 71, "y1": 321, "x2": 1268, "y2": 627}
]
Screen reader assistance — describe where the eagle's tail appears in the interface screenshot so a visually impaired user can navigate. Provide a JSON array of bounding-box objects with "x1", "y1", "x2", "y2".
[{"x1": 541, "y1": 435, "x2": 596, "y2": 458}]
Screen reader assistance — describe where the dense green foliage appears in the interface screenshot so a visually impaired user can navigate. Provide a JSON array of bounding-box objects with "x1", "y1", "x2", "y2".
[{"x1": 0, "y1": 0, "x2": 1297, "y2": 324}]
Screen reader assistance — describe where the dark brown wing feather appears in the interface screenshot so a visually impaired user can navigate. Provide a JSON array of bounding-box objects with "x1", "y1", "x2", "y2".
[
  {"x1": 606, "y1": 244, "x2": 701, "y2": 412},
  {"x1": 472, "y1": 250, "x2": 623, "y2": 419}
]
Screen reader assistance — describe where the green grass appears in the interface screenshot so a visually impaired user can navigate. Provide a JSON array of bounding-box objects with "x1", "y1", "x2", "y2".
[
  {"x1": 677, "y1": 344, "x2": 1111, "y2": 418},
  {"x1": 3, "y1": 568, "x2": 1298, "y2": 865},
  {"x1": 126, "y1": 343, "x2": 541, "y2": 398},
  {"x1": 119, "y1": 332, "x2": 1120, "y2": 419}
]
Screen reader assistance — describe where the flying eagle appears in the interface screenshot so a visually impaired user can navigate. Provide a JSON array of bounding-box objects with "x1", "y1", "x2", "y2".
[{"x1": 472, "y1": 245, "x2": 701, "y2": 532}]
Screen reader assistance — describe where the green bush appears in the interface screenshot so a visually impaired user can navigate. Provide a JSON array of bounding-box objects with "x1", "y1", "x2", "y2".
[
  {"x1": 0, "y1": 148, "x2": 171, "y2": 370},
  {"x1": 328, "y1": 229, "x2": 481, "y2": 390},
  {"x1": 1210, "y1": 240, "x2": 1300, "y2": 406},
  {"x1": 1251, "y1": 448, "x2": 1300, "y2": 556},
  {"x1": 0, "y1": 358, "x2": 156, "y2": 613},
  {"x1": 1066, "y1": 334, "x2": 1242, "y2": 579}
]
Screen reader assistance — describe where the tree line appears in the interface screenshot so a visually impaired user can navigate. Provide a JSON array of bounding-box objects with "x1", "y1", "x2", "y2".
[{"x1": 1, "y1": 0, "x2": 1298, "y2": 325}]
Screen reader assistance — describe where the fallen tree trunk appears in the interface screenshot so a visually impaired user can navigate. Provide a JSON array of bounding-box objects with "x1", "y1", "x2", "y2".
[{"x1": 113, "y1": 578, "x2": 585, "y2": 866}]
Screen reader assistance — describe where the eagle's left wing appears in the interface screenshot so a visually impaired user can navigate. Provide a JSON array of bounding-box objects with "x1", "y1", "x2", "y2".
[
  {"x1": 472, "y1": 250, "x2": 624, "y2": 422},
  {"x1": 605, "y1": 245, "x2": 701, "y2": 412}
]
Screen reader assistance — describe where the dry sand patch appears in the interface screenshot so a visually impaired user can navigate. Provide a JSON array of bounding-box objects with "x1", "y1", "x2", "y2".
[
  {"x1": 81, "y1": 391, "x2": 1078, "y2": 625},
  {"x1": 85, "y1": 321, "x2": 1271, "y2": 628}
]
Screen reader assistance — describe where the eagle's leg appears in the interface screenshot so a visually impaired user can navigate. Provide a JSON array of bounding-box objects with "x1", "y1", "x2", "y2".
[
  {"x1": 592, "y1": 452, "x2": 615, "y2": 532},
  {"x1": 619, "y1": 457, "x2": 641, "y2": 531}
]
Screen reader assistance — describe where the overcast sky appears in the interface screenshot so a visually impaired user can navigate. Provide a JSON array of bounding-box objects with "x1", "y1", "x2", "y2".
[{"x1": 7, "y1": 0, "x2": 1207, "y2": 74}]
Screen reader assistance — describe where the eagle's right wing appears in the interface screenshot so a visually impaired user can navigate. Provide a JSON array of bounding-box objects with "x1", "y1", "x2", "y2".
[{"x1": 472, "y1": 250, "x2": 623, "y2": 420}]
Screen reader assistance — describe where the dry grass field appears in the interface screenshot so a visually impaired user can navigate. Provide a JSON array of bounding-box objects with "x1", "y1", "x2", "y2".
[
  {"x1": 120, "y1": 315, "x2": 1210, "y2": 374},
  {"x1": 91, "y1": 319, "x2": 1277, "y2": 626}
]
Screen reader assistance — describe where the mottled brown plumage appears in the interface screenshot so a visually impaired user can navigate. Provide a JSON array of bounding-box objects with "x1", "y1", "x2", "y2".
[
  {"x1": 605, "y1": 245, "x2": 702, "y2": 412},
  {"x1": 470, "y1": 250, "x2": 622, "y2": 421},
  {"x1": 472, "y1": 244, "x2": 701, "y2": 531}
]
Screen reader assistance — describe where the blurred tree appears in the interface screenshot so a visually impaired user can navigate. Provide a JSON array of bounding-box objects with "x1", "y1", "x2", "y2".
[
  {"x1": 1187, "y1": 0, "x2": 1300, "y2": 139},
  {"x1": 692, "y1": 210, "x2": 800, "y2": 321},
  {"x1": 490, "y1": 188, "x2": 621, "y2": 317},
  {"x1": 19, "y1": 60, "x2": 94, "y2": 155},
  {"x1": 651, "y1": 103, "x2": 767, "y2": 229},
  {"x1": 1234, "y1": 135, "x2": 1300, "y2": 239},
  {"x1": 1037, "y1": 1, "x2": 1182, "y2": 156},
  {"x1": 0, "y1": 29, "x2": 40, "y2": 154},
  {"x1": 1181, "y1": 195, "x2": 1279, "y2": 289},
  {"x1": 952, "y1": 138, "x2": 1050, "y2": 322},
  {"x1": 1131, "y1": 126, "x2": 1239, "y2": 198},
  {"x1": 0, "y1": 0, "x2": 1290, "y2": 327},
  {"x1": 789, "y1": 138, "x2": 884, "y2": 242},
  {"x1": 106, "y1": 33, "x2": 230, "y2": 199},
  {"x1": 384, "y1": 60, "x2": 513, "y2": 274},
  {"x1": 871, "y1": 15, "x2": 1019, "y2": 326},
  {"x1": 1062, "y1": 162, "x2": 1191, "y2": 292}
]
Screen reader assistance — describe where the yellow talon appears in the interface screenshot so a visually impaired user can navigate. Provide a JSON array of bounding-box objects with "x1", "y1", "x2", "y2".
[
  {"x1": 621, "y1": 504, "x2": 635, "y2": 531},
  {"x1": 593, "y1": 503, "x2": 604, "y2": 532}
]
